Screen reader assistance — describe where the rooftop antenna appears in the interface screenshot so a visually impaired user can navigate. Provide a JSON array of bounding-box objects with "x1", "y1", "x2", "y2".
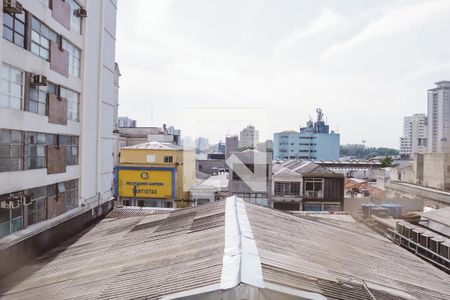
[{"x1": 316, "y1": 108, "x2": 323, "y2": 123}]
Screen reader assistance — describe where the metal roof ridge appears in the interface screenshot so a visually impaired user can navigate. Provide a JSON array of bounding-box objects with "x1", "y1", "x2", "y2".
[{"x1": 220, "y1": 196, "x2": 264, "y2": 290}]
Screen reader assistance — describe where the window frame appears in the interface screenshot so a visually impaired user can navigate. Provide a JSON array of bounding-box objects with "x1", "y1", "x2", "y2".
[
  {"x1": 1, "y1": 63, "x2": 24, "y2": 110},
  {"x1": 3, "y1": 11, "x2": 26, "y2": 48}
]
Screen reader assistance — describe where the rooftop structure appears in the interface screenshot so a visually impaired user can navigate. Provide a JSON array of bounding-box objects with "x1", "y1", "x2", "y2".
[{"x1": 1, "y1": 197, "x2": 449, "y2": 299}]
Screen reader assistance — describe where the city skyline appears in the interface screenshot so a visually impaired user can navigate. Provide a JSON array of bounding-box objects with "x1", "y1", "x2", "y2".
[{"x1": 116, "y1": 0, "x2": 450, "y2": 148}]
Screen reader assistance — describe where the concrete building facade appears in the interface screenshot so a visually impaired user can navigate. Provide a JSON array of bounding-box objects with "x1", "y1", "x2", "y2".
[
  {"x1": 239, "y1": 125, "x2": 259, "y2": 149},
  {"x1": 0, "y1": 0, "x2": 118, "y2": 237},
  {"x1": 273, "y1": 109, "x2": 340, "y2": 160},
  {"x1": 117, "y1": 116, "x2": 136, "y2": 128},
  {"x1": 400, "y1": 113, "x2": 427, "y2": 159},
  {"x1": 428, "y1": 81, "x2": 450, "y2": 153}
]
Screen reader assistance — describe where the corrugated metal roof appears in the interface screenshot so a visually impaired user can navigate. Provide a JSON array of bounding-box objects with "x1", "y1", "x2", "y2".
[
  {"x1": 0, "y1": 199, "x2": 449, "y2": 299},
  {"x1": 124, "y1": 141, "x2": 182, "y2": 150}
]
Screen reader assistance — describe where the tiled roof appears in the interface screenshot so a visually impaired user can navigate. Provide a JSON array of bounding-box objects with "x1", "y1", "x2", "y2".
[{"x1": 0, "y1": 198, "x2": 449, "y2": 299}]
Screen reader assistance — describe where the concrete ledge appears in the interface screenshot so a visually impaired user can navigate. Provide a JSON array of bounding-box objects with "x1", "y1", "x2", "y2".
[{"x1": 0, "y1": 199, "x2": 114, "y2": 279}]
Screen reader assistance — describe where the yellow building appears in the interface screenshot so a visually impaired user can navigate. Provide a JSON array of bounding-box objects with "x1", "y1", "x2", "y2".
[{"x1": 115, "y1": 142, "x2": 195, "y2": 208}]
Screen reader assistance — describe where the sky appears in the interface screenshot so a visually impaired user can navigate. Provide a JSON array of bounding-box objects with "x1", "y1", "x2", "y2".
[{"x1": 116, "y1": 0, "x2": 450, "y2": 148}]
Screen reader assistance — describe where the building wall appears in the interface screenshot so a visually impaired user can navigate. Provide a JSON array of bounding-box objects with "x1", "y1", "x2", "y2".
[
  {"x1": 400, "y1": 114, "x2": 427, "y2": 158},
  {"x1": 118, "y1": 147, "x2": 195, "y2": 206},
  {"x1": 225, "y1": 135, "x2": 239, "y2": 159},
  {"x1": 423, "y1": 153, "x2": 450, "y2": 190},
  {"x1": 196, "y1": 159, "x2": 226, "y2": 175},
  {"x1": 427, "y1": 82, "x2": 450, "y2": 153},
  {"x1": 273, "y1": 131, "x2": 340, "y2": 160},
  {"x1": 0, "y1": 0, "x2": 117, "y2": 235}
]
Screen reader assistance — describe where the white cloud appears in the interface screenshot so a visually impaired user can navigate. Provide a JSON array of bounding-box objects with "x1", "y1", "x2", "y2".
[
  {"x1": 274, "y1": 8, "x2": 344, "y2": 57},
  {"x1": 322, "y1": 0, "x2": 450, "y2": 59}
]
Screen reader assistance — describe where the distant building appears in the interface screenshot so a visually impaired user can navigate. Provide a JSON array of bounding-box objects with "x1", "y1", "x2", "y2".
[
  {"x1": 400, "y1": 114, "x2": 427, "y2": 159},
  {"x1": 195, "y1": 137, "x2": 209, "y2": 151},
  {"x1": 428, "y1": 81, "x2": 450, "y2": 153},
  {"x1": 218, "y1": 141, "x2": 225, "y2": 154},
  {"x1": 239, "y1": 125, "x2": 259, "y2": 149},
  {"x1": 119, "y1": 124, "x2": 181, "y2": 147},
  {"x1": 228, "y1": 149, "x2": 272, "y2": 206},
  {"x1": 256, "y1": 139, "x2": 273, "y2": 152},
  {"x1": 115, "y1": 141, "x2": 195, "y2": 208},
  {"x1": 272, "y1": 161, "x2": 344, "y2": 211},
  {"x1": 225, "y1": 135, "x2": 239, "y2": 159},
  {"x1": 118, "y1": 117, "x2": 137, "y2": 128},
  {"x1": 273, "y1": 109, "x2": 340, "y2": 160}
]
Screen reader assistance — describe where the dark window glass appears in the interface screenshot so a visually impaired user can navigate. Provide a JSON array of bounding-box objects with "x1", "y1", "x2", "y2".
[
  {"x1": 3, "y1": 12, "x2": 25, "y2": 48},
  {"x1": 0, "y1": 129, "x2": 23, "y2": 172}
]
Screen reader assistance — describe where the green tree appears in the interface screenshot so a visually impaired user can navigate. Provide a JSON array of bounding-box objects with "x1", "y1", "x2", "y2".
[{"x1": 380, "y1": 156, "x2": 394, "y2": 167}]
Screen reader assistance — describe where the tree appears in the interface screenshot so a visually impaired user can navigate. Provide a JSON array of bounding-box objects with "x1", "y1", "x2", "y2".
[{"x1": 380, "y1": 156, "x2": 394, "y2": 168}]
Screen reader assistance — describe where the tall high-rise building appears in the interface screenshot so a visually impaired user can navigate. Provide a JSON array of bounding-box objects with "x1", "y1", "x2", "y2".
[
  {"x1": 427, "y1": 81, "x2": 450, "y2": 153},
  {"x1": 273, "y1": 109, "x2": 340, "y2": 161},
  {"x1": 399, "y1": 114, "x2": 427, "y2": 159},
  {"x1": 0, "y1": 0, "x2": 117, "y2": 237},
  {"x1": 239, "y1": 125, "x2": 259, "y2": 149}
]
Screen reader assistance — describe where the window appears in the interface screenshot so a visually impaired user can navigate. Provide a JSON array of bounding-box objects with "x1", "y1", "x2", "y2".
[
  {"x1": 31, "y1": 17, "x2": 57, "y2": 60},
  {"x1": 164, "y1": 156, "x2": 173, "y2": 163},
  {"x1": 27, "y1": 186, "x2": 47, "y2": 225},
  {"x1": 68, "y1": 0, "x2": 82, "y2": 34},
  {"x1": 62, "y1": 39, "x2": 81, "y2": 77},
  {"x1": 24, "y1": 132, "x2": 47, "y2": 170},
  {"x1": 0, "y1": 129, "x2": 23, "y2": 172},
  {"x1": 146, "y1": 154, "x2": 156, "y2": 163},
  {"x1": 274, "y1": 182, "x2": 301, "y2": 196},
  {"x1": 1, "y1": 64, "x2": 24, "y2": 110},
  {"x1": 64, "y1": 179, "x2": 78, "y2": 210},
  {"x1": 63, "y1": 135, "x2": 79, "y2": 165},
  {"x1": 304, "y1": 178, "x2": 323, "y2": 199},
  {"x1": 3, "y1": 11, "x2": 25, "y2": 48},
  {"x1": 60, "y1": 87, "x2": 80, "y2": 121},
  {"x1": 28, "y1": 85, "x2": 48, "y2": 115}
]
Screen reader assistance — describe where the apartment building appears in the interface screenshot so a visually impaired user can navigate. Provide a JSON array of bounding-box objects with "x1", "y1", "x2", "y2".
[
  {"x1": 273, "y1": 109, "x2": 340, "y2": 160},
  {"x1": 428, "y1": 81, "x2": 450, "y2": 153},
  {"x1": 400, "y1": 113, "x2": 427, "y2": 159},
  {"x1": 0, "y1": 0, "x2": 117, "y2": 237},
  {"x1": 239, "y1": 124, "x2": 259, "y2": 149},
  {"x1": 117, "y1": 116, "x2": 136, "y2": 128}
]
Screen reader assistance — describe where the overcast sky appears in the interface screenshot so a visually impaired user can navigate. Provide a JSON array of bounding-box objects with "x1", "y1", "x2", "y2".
[{"x1": 116, "y1": 0, "x2": 450, "y2": 148}]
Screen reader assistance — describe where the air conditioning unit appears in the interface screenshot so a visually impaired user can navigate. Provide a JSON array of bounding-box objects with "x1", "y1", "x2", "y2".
[
  {"x1": 3, "y1": 0, "x2": 23, "y2": 14},
  {"x1": 74, "y1": 8, "x2": 87, "y2": 18},
  {"x1": 31, "y1": 74, "x2": 47, "y2": 86}
]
